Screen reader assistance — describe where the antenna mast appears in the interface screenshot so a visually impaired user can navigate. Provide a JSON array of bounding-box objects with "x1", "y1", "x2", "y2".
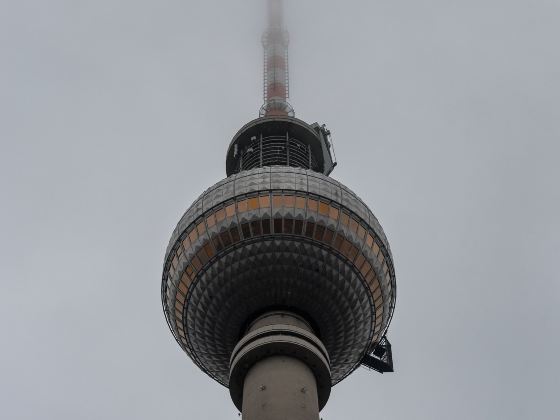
[{"x1": 260, "y1": 0, "x2": 295, "y2": 117}]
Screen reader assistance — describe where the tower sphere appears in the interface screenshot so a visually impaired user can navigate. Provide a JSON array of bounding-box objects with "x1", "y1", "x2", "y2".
[{"x1": 161, "y1": 117, "x2": 396, "y2": 391}]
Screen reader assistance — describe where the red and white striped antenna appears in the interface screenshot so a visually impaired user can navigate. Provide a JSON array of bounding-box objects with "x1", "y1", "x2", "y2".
[{"x1": 260, "y1": 0, "x2": 295, "y2": 118}]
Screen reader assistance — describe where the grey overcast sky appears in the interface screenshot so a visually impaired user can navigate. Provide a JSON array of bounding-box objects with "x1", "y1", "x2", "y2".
[{"x1": 1, "y1": 0, "x2": 559, "y2": 419}]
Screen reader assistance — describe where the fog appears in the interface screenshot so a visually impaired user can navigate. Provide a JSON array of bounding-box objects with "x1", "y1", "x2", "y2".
[{"x1": 1, "y1": 1, "x2": 558, "y2": 419}]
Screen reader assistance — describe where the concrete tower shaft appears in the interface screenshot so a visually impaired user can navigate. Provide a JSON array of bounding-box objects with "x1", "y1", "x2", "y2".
[{"x1": 230, "y1": 311, "x2": 330, "y2": 420}]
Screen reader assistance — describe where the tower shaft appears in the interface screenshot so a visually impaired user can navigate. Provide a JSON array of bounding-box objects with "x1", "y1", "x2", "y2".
[
  {"x1": 243, "y1": 356, "x2": 318, "y2": 420},
  {"x1": 230, "y1": 311, "x2": 330, "y2": 420}
]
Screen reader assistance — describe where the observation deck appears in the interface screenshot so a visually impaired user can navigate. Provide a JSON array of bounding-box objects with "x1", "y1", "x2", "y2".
[{"x1": 226, "y1": 117, "x2": 336, "y2": 176}]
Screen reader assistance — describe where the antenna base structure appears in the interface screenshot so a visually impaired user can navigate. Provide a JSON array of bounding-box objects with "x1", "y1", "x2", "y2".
[
  {"x1": 261, "y1": 1, "x2": 293, "y2": 117},
  {"x1": 259, "y1": 99, "x2": 295, "y2": 118}
]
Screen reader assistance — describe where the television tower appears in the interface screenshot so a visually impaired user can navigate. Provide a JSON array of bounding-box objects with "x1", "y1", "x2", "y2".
[{"x1": 161, "y1": 1, "x2": 397, "y2": 419}]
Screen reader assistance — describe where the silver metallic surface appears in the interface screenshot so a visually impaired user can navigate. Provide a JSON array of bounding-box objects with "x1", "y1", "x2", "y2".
[{"x1": 161, "y1": 166, "x2": 396, "y2": 387}]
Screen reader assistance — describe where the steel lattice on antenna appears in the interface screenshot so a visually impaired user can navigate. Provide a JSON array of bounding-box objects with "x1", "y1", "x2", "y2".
[{"x1": 260, "y1": 0, "x2": 295, "y2": 117}]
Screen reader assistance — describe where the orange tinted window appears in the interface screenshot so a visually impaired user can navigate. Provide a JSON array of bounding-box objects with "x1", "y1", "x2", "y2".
[
  {"x1": 323, "y1": 228, "x2": 334, "y2": 244},
  {"x1": 340, "y1": 212, "x2": 349, "y2": 226},
  {"x1": 329, "y1": 206, "x2": 339, "y2": 221},
  {"x1": 355, "y1": 254, "x2": 365, "y2": 270},
  {"x1": 283, "y1": 195, "x2": 295, "y2": 207},
  {"x1": 348, "y1": 245, "x2": 359, "y2": 260},
  {"x1": 259, "y1": 195, "x2": 271, "y2": 208},
  {"x1": 308, "y1": 199, "x2": 318, "y2": 212},
  {"x1": 215, "y1": 209, "x2": 226, "y2": 223},
  {"x1": 248, "y1": 197, "x2": 259, "y2": 210},
  {"x1": 204, "y1": 243, "x2": 215, "y2": 259},
  {"x1": 178, "y1": 280, "x2": 188, "y2": 294},
  {"x1": 319, "y1": 202, "x2": 329, "y2": 216},
  {"x1": 361, "y1": 261, "x2": 371, "y2": 278},
  {"x1": 349, "y1": 218, "x2": 359, "y2": 233},
  {"x1": 357, "y1": 225, "x2": 366, "y2": 239},
  {"x1": 225, "y1": 204, "x2": 236, "y2": 218},
  {"x1": 372, "y1": 241, "x2": 380, "y2": 256},
  {"x1": 237, "y1": 199, "x2": 248, "y2": 213},
  {"x1": 206, "y1": 214, "x2": 216, "y2": 228},
  {"x1": 196, "y1": 222, "x2": 206, "y2": 236},
  {"x1": 191, "y1": 256, "x2": 202, "y2": 271},
  {"x1": 366, "y1": 234, "x2": 374, "y2": 248},
  {"x1": 295, "y1": 196, "x2": 306, "y2": 209},
  {"x1": 272, "y1": 195, "x2": 282, "y2": 208},
  {"x1": 182, "y1": 237, "x2": 191, "y2": 250},
  {"x1": 334, "y1": 235, "x2": 344, "y2": 251},
  {"x1": 341, "y1": 239, "x2": 352, "y2": 257}
]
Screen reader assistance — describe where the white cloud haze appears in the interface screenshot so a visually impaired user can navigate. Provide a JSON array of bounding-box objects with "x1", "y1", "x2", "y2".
[{"x1": 1, "y1": 1, "x2": 559, "y2": 419}]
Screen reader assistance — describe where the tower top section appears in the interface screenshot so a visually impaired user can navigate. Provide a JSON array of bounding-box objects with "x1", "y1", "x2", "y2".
[
  {"x1": 268, "y1": 0, "x2": 285, "y2": 28},
  {"x1": 260, "y1": 0, "x2": 294, "y2": 118},
  {"x1": 227, "y1": 0, "x2": 337, "y2": 178}
]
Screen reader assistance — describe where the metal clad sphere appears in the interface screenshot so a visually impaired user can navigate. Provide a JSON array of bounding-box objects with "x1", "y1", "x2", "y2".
[{"x1": 161, "y1": 166, "x2": 396, "y2": 386}]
